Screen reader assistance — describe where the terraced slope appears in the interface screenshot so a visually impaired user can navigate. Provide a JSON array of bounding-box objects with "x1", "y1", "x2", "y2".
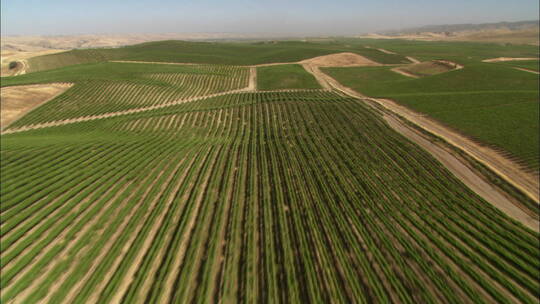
[{"x1": 1, "y1": 91, "x2": 538, "y2": 303}]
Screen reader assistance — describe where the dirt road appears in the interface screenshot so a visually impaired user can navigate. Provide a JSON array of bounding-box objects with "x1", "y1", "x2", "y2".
[
  {"x1": 384, "y1": 114, "x2": 538, "y2": 232},
  {"x1": 514, "y1": 67, "x2": 540, "y2": 74},
  {"x1": 482, "y1": 57, "x2": 539, "y2": 63},
  {"x1": 247, "y1": 67, "x2": 257, "y2": 91},
  {"x1": 390, "y1": 67, "x2": 419, "y2": 78},
  {"x1": 301, "y1": 64, "x2": 539, "y2": 229}
]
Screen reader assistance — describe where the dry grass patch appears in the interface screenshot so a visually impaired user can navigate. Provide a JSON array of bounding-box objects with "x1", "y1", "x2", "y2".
[
  {"x1": 300, "y1": 52, "x2": 381, "y2": 67},
  {"x1": 0, "y1": 83, "x2": 72, "y2": 129}
]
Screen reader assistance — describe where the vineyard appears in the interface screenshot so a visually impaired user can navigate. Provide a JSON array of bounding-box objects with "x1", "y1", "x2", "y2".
[
  {"x1": 1, "y1": 88, "x2": 539, "y2": 303},
  {"x1": 4, "y1": 63, "x2": 249, "y2": 128}
]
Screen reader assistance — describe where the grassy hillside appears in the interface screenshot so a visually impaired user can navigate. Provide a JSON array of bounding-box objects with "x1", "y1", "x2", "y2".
[
  {"x1": 24, "y1": 40, "x2": 411, "y2": 72},
  {"x1": 2, "y1": 90, "x2": 538, "y2": 303},
  {"x1": 257, "y1": 64, "x2": 321, "y2": 90},
  {"x1": 323, "y1": 62, "x2": 540, "y2": 170}
]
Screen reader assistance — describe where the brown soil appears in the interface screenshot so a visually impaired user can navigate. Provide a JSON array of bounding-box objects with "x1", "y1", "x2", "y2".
[
  {"x1": 0, "y1": 83, "x2": 72, "y2": 129},
  {"x1": 248, "y1": 67, "x2": 257, "y2": 91},
  {"x1": 482, "y1": 57, "x2": 539, "y2": 63},
  {"x1": 358, "y1": 28, "x2": 540, "y2": 45},
  {"x1": 300, "y1": 52, "x2": 381, "y2": 67}
]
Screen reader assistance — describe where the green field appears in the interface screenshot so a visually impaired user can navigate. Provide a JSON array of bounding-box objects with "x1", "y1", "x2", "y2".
[
  {"x1": 257, "y1": 64, "x2": 321, "y2": 90},
  {"x1": 23, "y1": 40, "x2": 412, "y2": 73},
  {"x1": 1, "y1": 39, "x2": 539, "y2": 303},
  {"x1": 324, "y1": 62, "x2": 540, "y2": 170},
  {"x1": 2, "y1": 89, "x2": 539, "y2": 303},
  {"x1": 496, "y1": 60, "x2": 540, "y2": 72}
]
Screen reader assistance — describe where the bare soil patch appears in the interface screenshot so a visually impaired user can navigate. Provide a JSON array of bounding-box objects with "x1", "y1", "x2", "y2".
[
  {"x1": 300, "y1": 52, "x2": 381, "y2": 67},
  {"x1": 1, "y1": 83, "x2": 72, "y2": 129}
]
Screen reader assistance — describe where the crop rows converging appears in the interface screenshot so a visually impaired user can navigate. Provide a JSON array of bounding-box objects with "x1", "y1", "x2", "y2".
[
  {"x1": 8, "y1": 64, "x2": 249, "y2": 129},
  {"x1": 1, "y1": 90, "x2": 538, "y2": 303}
]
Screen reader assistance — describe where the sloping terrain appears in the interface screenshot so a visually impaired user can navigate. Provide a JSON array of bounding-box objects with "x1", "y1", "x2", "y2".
[
  {"x1": 1, "y1": 39, "x2": 539, "y2": 304},
  {"x1": 1, "y1": 90, "x2": 538, "y2": 303},
  {"x1": 19, "y1": 40, "x2": 411, "y2": 73}
]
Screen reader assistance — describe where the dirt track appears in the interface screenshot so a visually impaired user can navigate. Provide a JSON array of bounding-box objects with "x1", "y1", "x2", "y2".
[
  {"x1": 248, "y1": 67, "x2": 257, "y2": 91},
  {"x1": 482, "y1": 57, "x2": 539, "y2": 63},
  {"x1": 391, "y1": 67, "x2": 419, "y2": 78},
  {"x1": 383, "y1": 114, "x2": 538, "y2": 232},
  {"x1": 514, "y1": 67, "x2": 540, "y2": 74}
]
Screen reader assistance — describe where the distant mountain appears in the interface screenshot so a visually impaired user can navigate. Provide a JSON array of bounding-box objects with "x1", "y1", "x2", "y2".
[{"x1": 380, "y1": 20, "x2": 539, "y2": 35}]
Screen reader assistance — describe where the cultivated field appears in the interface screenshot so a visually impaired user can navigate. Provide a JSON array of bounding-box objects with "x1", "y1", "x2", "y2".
[
  {"x1": 324, "y1": 57, "x2": 540, "y2": 171},
  {"x1": 1, "y1": 39, "x2": 539, "y2": 303}
]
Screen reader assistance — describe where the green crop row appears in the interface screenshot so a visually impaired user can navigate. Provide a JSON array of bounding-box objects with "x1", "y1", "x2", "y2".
[{"x1": 1, "y1": 90, "x2": 538, "y2": 303}]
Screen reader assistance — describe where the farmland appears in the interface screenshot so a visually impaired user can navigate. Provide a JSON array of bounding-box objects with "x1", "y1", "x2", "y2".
[
  {"x1": 323, "y1": 61, "x2": 540, "y2": 171},
  {"x1": 2, "y1": 89, "x2": 539, "y2": 303},
  {"x1": 23, "y1": 40, "x2": 412, "y2": 73},
  {"x1": 257, "y1": 64, "x2": 321, "y2": 90},
  {"x1": 1, "y1": 38, "x2": 539, "y2": 303}
]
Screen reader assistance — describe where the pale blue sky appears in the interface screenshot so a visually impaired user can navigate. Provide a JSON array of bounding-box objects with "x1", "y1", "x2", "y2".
[{"x1": 1, "y1": 0, "x2": 538, "y2": 36}]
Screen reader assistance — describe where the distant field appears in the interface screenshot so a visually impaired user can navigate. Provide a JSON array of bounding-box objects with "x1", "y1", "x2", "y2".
[
  {"x1": 341, "y1": 39, "x2": 539, "y2": 64},
  {"x1": 324, "y1": 62, "x2": 540, "y2": 170},
  {"x1": 2, "y1": 90, "x2": 538, "y2": 303},
  {"x1": 257, "y1": 64, "x2": 321, "y2": 90},
  {"x1": 396, "y1": 60, "x2": 459, "y2": 77},
  {"x1": 496, "y1": 60, "x2": 540, "y2": 72},
  {"x1": 23, "y1": 40, "x2": 411, "y2": 72}
]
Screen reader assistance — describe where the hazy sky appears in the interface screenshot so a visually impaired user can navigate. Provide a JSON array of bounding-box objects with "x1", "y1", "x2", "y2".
[{"x1": 2, "y1": 0, "x2": 538, "y2": 36}]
